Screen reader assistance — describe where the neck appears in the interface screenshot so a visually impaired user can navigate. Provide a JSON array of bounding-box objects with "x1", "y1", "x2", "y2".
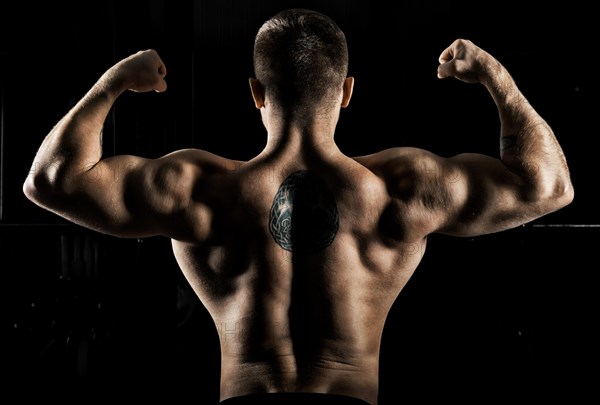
[
  {"x1": 260, "y1": 113, "x2": 342, "y2": 163},
  {"x1": 263, "y1": 117, "x2": 339, "y2": 161}
]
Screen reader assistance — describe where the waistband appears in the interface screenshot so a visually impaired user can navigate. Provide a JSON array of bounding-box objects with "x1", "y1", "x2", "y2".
[{"x1": 220, "y1": 393, "x2": 372, "y2": 405}]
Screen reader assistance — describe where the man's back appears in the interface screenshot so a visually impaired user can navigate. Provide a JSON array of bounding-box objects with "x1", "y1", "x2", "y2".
[
  {"x1": 171, "y1": 149, "x2": 423, "y2": 403},
  {"x1": 22, "y1": 9, "x2": 573, "y2": 405}
]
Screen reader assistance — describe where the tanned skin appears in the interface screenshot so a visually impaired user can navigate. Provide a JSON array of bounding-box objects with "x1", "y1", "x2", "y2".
[{"x1": 24, "y1": 36, "x2": 573, "y2": 404}]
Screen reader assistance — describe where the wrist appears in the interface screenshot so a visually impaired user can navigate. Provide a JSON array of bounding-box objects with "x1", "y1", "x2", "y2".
[{"x1": 96, "y1": 69, "x2": 128, "y2": 99}]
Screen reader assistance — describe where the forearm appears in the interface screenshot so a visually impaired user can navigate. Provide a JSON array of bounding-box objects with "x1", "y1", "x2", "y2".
[
  {"x1": 482, "y1": 59, "x2": 573, "y2": 201},
  {"x1": 25, "y1": 69, "x2": 127, "y2": 195}
]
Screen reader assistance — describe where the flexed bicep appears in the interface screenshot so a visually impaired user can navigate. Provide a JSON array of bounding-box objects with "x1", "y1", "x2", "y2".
[
  {"x1": 45, "y1": 153, "x2": 197, "y2": 239},
  {"x1": 45, "y1": 155, "x2": 156, "y2": 237},
  {"x1": 435, "y1": 153, "x2": 552, "y2": 237}
]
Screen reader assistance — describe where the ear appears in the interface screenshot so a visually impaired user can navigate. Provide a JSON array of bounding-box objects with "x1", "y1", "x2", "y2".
[
  {"x1": 249, "y1": 78, "x2": 265, "y2": 109},
  {"x1": 341, "y1": 77, "x2": 354, "y2": 108}
]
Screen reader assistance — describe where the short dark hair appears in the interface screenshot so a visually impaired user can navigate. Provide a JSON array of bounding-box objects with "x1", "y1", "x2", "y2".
[{"x1": 253, "y1": 8, "x2": 349, "y2": 114}]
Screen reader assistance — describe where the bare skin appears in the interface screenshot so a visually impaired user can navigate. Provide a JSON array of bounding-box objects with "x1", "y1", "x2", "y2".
[{"x1": 23, "y1": 39, "x2": 573, "y2": 404}]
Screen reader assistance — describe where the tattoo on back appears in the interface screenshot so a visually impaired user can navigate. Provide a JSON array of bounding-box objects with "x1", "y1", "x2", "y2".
[{"x1": 269, "y1": 170, "x2": 339, "y2": 252}]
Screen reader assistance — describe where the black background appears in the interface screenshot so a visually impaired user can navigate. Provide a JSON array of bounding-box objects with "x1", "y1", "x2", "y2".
[{"x1": 1, "y1": 1, "x2": 597, "y2": 403}]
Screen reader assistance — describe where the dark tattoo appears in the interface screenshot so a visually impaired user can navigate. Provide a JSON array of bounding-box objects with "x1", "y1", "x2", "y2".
[
  {"x1": 269, "y1": 170, "x2": 339, "y2": 252},
  {"x1": 501, "y1": 135, "x2": 517, "y2": 150}
]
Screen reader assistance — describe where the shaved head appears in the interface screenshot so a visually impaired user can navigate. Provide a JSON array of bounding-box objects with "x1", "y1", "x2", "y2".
[{"x1": 253, "y1": 8, "x2": 349, "y2": 115}]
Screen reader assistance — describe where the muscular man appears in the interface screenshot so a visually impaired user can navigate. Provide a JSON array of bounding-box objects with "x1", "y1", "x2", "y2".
[{"x1": 23, "y1": 8, "x2": 573, "y2": 405}]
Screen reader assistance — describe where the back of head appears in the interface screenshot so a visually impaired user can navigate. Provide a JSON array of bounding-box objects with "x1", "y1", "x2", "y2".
[{"x1": 253, "y1": 8, "x2": 349, "y2": 115}]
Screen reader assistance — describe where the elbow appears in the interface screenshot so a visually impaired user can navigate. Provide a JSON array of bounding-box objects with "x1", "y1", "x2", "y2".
[
  {"x1": 533, "y1": 173, "x2": 574, "y2": 213},
  {"x1": 550, "y1": 168, "x2": 575, "y2": 209},
  {"x1": 23, "y1": 168, "x2": 71, "y2": 207},
  {"x1": 22, "y1": 175, "x2": 35, "y2": 202},
  {"x1": 553, "y1": 177, "x2": 575, "y2": 209},
  {"x1": 23, "y1": 171, "x2": 52, "y2": 206}
]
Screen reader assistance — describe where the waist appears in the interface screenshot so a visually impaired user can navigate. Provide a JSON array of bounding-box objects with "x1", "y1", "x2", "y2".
[
  {"x1": 219, "y1": 359, "x2": 379, "y2": 405},
  {"x1": 220, "y1": 393, "x2": 372, "y2": 405}
]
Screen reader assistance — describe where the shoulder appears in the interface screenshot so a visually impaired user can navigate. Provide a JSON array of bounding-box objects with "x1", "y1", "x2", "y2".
[
  {"x1": 134, "y1": 148, "x2": 243, "y2": 209},
  {"x1": 354, "y1": 147, "x2": 463, "y2": 207},
  {"x1": 144, "y1": 148, "x2": 242, "y2": 185},
  {"x1": 353, "y1": 147, "x2": 442, "y2": 182},
  {"x1": 156, "y1": 148, "x2": 243, "y2": 172},
  {"x1": 354, "y1": 146, "x2": 434, "y2": 165}
]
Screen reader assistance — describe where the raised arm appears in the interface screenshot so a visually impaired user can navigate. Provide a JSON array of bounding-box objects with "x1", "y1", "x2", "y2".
[
  {"x1": 433, "y1": 38, "x2": 574, "y2": 236},
  {"x1": 22, "y1": 50, "x2": 203, "y2": 239},
  {"x1": 360, "y1": 39, "x2": 574, "y2": 239}
]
